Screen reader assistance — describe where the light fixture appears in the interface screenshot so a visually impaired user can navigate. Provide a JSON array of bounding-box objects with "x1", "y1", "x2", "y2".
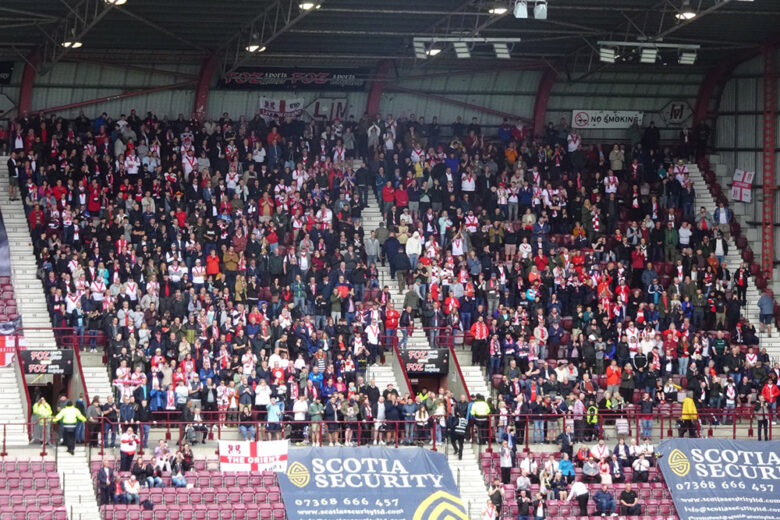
[
  {"x1": 678, "y1": 50, "x2": 697, "y2": 65},
  {"x1": 453, "y1": 42, "x2": 471, "y2": 58},
  {"x1": 493, "y1": 43, "x2": 511, "y2": 59},
  {"x1": 61, "y1": 40, "x2": 83, "y2": 49},
  {"x1": 413, "y1": 40, "x2": 426, "y2": 59},
  {"x1": 298, "y1": 2, "x2": 321, "y2": 10},
  {"x1": 640, "y1": 48, "x2": 658, "y2": 64},
  {"x1": 675, "y1": 0, "x2": 696, "y2": 20},
  {"x1": 425, "y1": 44, "x2": 442, "y2": 57},
  {"x1": 533, "y1": 0, "x2": 547, "y2": 20},
  {"x1": 245, "y1": 44, "x2": 266, "y2": 53},
  {"x1": 599, "y1": 47, "x2": 616, "y2": 64},
  {"x1": 103, "y1": 0, "x2": 127, "y2": 5},
  {"x1": 513, "y1": 0, "x2": 528, "y2": 19},
  {"x1": 489, "y1": 4, "x2": 508, "y2": 15}
]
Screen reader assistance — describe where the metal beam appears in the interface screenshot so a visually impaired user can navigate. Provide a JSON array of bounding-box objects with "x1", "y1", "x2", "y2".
[
  {"x1": 38, "y1": 0, "x2": 116, "y2": 73},
  {"x1": 366, "y1": 60, "x2": 390, "y2": 117},
  {"x1": 193, "y1": 55, "x2": 217, "y2": 121},
  {"x1": 36, "y1": 80, "x2": 196, "y2": 114},
  {"x1": 0, "y1": 7, "x2": 59, "y2": 21},
  {"x1": 114, "y1": 6, "x2": 207, "y2": 52},
  {"x1": 219, "y1": 0, "x2": 325, "y2": 76},
  {"x1": 654, "y1": 0, "x2": 736, "y2": 40},
  {"x1": 18, "y1": 54, "x2": 39, "y2": 116},
  {"x1": 62, "y1": 57, "x2": 199, "y2": 81},
  {"x1": 533, "y1": 68, "x2": 557, "y2": 137}
]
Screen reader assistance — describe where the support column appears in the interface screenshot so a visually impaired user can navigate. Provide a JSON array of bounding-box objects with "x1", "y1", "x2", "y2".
[
  {"x1": 761, "y1": 45, "x2": 776, "y2": 280},
  {"x1": 366, "y1": 60, "x2": 390, "y2": 117},
  {"x1": 532, "y1": 67, "x2": 556, "y2": 138},
  {"x1": 193, "y1": 55, "x2": 217, "y2": 121},
  {"x1": 18, "y1": 54, "x2": 40, "y2": 116}
]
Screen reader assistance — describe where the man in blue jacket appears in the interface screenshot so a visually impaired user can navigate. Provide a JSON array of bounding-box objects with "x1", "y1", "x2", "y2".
[{"x1": 593, "y1": 483, "x2": 617, "y2": 516}]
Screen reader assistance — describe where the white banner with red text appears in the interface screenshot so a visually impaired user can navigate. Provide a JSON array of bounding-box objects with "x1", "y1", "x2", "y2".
[{"x1": 219, "y1": 440, "x2": 289, "y2": 472}]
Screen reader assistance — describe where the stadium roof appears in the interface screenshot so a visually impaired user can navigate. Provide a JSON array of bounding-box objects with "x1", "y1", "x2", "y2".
[{"x1": 0, "y1": 0, "x2": 777, "y2": 75}]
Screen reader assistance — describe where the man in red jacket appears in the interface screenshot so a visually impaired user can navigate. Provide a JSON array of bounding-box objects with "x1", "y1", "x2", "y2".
[
  {"x1": 384, "y1": 303, "x2": 400, "y2": 358},
  {"x1": 470, "y1": 315, "x2": 489, "y2": 365},
  {"x1": 761, "y1": 375, "x2": 779, "y2": 424}
]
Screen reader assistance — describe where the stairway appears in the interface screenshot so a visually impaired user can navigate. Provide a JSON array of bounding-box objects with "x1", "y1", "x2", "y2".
[
  {"x1": 0, "y1": 154, "x2": 57, "y2": 349},
  {"x1": 80, "y1": 351, "x2": 114, "y2": 403},
  {"x1": 445, "y1": 442, "x2": 490, "y2": 520},
  {"x1": 360, "y1": 197, "x2": 414, "y2": 395},
  {"x1": 0, "y1": 365, "x2": 32, "y2": 445},
  {"x1": 452, "y1": 346, "x2": 492, "y2": 400},
  {"x1": 688, "y1": 162, "x2": 780, "y2": 361},
  {"x1": 57, "y1": 445, "x2": 101, "y2": 520}
]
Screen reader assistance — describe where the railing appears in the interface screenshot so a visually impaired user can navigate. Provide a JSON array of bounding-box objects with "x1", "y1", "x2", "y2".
[
  {"x1": 97, "y1": 415, "x2": 444, "y2": 456},
  {"x1": 13, "y1": 342, "x2": 31, "y2": 439},
  {"x1": 446, "y1": 338, "x2": 471, "y2": 399},
  {"x1": 1, "y1": 407, "x2": 773, "y2": 460},
  {"x1": 387, "y1": 333, "x2": 414, "y2": 396},
  {"x1": 471, "y1": 408, "x2": 775, "y2": 454}
]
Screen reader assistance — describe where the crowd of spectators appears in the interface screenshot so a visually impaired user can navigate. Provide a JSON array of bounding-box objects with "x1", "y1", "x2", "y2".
[{"x1": 9, "y1": 104, "x2": 779, "y2": 455}]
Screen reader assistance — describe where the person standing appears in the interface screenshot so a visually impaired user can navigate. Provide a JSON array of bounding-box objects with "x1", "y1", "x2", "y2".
[
  {"x1": 449, "y1": 411, "x2": 468, "y2": 460},
  {"x1": 31, "y1": 397, "x2": 53, "y2": 445},
  {"x1": 566, "y1": 480, "x2": 590, "y2": 517},
  {"x1": 97, "y1": 460, "x2": 115, "y2": 505},
  {"x1": 119, "y1": 427, "x2": 140, "y2": 471},
  {"x1": 679, "y1": 391, "x2": 698, "y2": 438},
  {"x1": 499, "y1": 440, "x2": 513, "y2": 484},
  {"x1": 52, "y1": 400, "x2": 87, "y2": 454},
  {"x1": 86, "y1": 396, "x2": 102, "y2": 447},
  {"x1": 755, "y1": 395, "x2": 770, "y2": 441}
]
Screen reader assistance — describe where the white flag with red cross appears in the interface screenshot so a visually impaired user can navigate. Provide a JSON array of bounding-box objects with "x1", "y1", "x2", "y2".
[
  {"x1": 0, "y1": 335, "x2": 25, "y2": 367},
  {"x1": 219, "y1": 440, "x2": 288, "y2": 472},
  {"x1": 731, "y1": 169, "x2": 754, "y2": 203}
]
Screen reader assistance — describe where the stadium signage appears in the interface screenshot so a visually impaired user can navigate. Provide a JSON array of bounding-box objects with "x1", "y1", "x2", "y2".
[
  {"x1": 279, "y1": 446, "x2": 467, "y2": 520},
  {"x1": 220, "y1": 67, "x2": 368, "y2": 91},
  {"x1": 658, "y1": 439, "x2": 780, "y2": 520},
  {"x1": 571, "y1": 109, "x2": 644, "y2": 129},
  {"x1": 399, "y1": 348, "x2": 449, "y2": 375},
  {"x1": 20, "y1": 349, "x2": 72, "y2": 375}
]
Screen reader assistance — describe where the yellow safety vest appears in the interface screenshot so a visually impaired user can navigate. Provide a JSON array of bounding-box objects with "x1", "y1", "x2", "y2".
[
  {"x1": 586, "y1": 406, "x2": 598, "y2": 424},
  {"x1": 53, "y1": 406, "x2": 87, "y2": 426},
  {"x1": 33, "y1": 402, "x2": 52, "y2": 418}
]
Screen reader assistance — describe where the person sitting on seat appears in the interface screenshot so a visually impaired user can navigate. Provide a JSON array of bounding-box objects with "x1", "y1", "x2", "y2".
[
  {"x1": 593, "y1": 483, "x2": 617, "y2": 516},
  {"x1": 632, "y1": 454, "x2": 650, "y2": 482},
  {"x1": 123, "y1": 475, "x2": 141, "y2": 505},
  {"x1": 619, "y1": 482, "x2": 642, "y2": 516}
]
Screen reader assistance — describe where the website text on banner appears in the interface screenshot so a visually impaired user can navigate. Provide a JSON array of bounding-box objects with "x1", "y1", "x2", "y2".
[
  {"x1": 571, "y1": 110, "x2": 644, "y2": 129},
  {"x1": 218, "y1": 440, "x2": 288, "y2": 472},
  {"x1": 278, "y1": 446, "x2": 467, "y2": 520},
  {"x1": 657, "y1": 439, "x2": 780, "y2": 520}
]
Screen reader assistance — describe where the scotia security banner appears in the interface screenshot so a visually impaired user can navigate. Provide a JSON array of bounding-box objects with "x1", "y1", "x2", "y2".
[
  {"x1": 658, "y1": 439, "x2": 780, "y2": 520},
  {"x1": 278, "y1": 446, "x2": 467, "y2": 520}
]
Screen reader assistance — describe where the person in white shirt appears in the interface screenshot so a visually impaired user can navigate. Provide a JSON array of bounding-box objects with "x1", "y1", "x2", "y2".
[
  {"x1": 123, "y1": 475, "x2": 141, "y2": 505},
  {"x1": 292, "y1": 395, "x2": 310, "y2": 445},
  {"x1": 124, "y1": 151, "x2": 140, "y2": 176},
  {"x1": 119, "y1": 427, "x2": 140, "y2": 471},
  {"x1": 591, "y1": 438, "x2": 610, "y2": 460},
  {"x1": 566, "y1": 479, "x2": 590, "y2": 516}
]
